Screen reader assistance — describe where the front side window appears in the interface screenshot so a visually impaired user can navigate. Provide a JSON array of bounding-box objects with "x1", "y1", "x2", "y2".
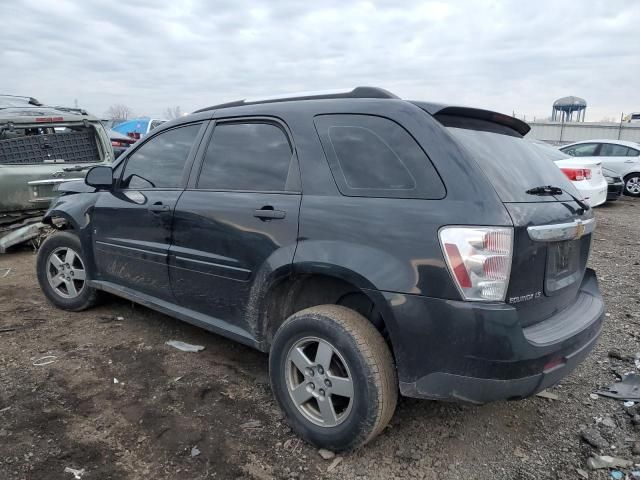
[
  {"x1": 197, "y1": 122, "x2": 293, "y2": 191},
  {"x1": 120, "y1": 124, "x2": 200, "y2": 189},
  {"x1": 314, "y1": 114, "x2": 445, "y2": 199},
  {"x1": 561, "y1": 143, "x2": 598, "y2": 157}
]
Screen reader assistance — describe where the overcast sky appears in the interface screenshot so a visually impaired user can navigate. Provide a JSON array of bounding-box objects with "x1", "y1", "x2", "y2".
[{"x1": 2, "y1": 0, "x2": 639, "y2": 121}]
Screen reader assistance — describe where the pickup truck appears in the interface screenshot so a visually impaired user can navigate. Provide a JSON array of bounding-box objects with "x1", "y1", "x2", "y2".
[{"x1": 0, "y1": 95, "x2": 112, "y2": 252}]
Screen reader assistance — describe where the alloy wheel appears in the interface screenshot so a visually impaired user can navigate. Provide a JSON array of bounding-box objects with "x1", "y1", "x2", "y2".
[
  {"x1": 285, "y1": 336, "x2": 354, "y2": 427},
  {"x1": 46, "y1": 247, "x2": 86, "y2": 299},
  {"x1": 626, "y1": 176, "x2": 640, "y2": 195}
]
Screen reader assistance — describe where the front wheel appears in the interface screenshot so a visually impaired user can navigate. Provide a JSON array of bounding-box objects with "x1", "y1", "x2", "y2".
[
  {"x1": 624, "y1": 174, "x2": 640, "y2": 197},
  {"x1": 269, "y1": 305, "x2": 397, "y2": 451},
  {"x1": 36, "y1": 231, "x2": 99, "y2": 311}
]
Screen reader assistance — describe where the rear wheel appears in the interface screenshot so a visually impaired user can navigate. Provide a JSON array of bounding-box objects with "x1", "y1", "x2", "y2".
[
  {"x1": 624, "y1": 174, "x2": 640, "y2": 197},
  {"x1": 36, "y1": 231, "x2": 99, "y2": 311},
  {"x1": 269, "y1": 305, "x2": 397, "y2": 451}
]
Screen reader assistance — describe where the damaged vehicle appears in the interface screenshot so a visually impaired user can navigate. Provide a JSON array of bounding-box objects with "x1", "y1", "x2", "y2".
[
  {"x1": 0, "y1": 95, "x2": 112, "y2": 252},
  {"x1": 35, "y1": 87, "x2": 604, "y2": 451}
]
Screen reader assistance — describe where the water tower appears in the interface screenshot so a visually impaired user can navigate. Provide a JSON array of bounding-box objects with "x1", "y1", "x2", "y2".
[{"x1": 552, "y1": 96, "x2": 587, "y2": 122}]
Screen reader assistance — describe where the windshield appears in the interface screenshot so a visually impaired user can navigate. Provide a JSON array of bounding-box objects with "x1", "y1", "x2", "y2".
[{"x1": 448, "y1": 127, "x2": 579, "y2": 202}]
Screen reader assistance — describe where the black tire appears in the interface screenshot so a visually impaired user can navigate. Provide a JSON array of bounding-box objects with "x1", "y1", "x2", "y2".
[
  {"x1": 36, "y1": 231, "x2": 99, "y2": 311},
  {"x1": 269, "y1": 305, "x2": 397, "y2": 451},
  {"x1": 624, "y1": 174, "x2": 640, "y2": 197}
]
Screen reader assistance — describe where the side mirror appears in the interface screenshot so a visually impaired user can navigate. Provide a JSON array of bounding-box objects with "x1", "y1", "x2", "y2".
[{"x1": 85, "y1": 165, "x2": 113, "y2": 190}]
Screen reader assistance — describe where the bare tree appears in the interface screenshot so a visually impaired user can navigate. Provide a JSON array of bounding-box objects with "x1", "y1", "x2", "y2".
[
  {"x1": 105, "y1": 104, "x2": 132, "y2": 122},
  {"x1": 164, "y1": 106, "x2": 182, "y2": 119}
]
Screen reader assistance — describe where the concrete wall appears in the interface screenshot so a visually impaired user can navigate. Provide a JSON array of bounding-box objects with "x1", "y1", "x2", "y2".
[{"x1": 526, "y1": 121, "x2": 640, "y2": 145}]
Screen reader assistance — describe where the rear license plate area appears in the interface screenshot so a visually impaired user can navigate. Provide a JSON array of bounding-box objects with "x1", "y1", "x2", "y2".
[{"x1": 545, "y1": 240, "x2": 581, "y2": 293}]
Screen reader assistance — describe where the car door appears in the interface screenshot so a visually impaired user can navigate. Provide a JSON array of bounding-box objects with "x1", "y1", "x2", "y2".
[
  {"x1": 598, "y1": 143, "x2": 640, "y2": 177},
  {"x1": 169, "y1": 118, "x2": 301, "y2": 334},
  {"x1": 91, "y1": 122, "x2": 205, "y2": 301}
]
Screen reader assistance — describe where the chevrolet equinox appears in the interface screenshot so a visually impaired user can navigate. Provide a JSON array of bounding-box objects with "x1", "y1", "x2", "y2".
[{"x1": 36, "y1": 87, "x2": 605, "y2": 451}]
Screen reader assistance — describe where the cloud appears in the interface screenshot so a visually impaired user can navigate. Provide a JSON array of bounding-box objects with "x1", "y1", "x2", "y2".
[{"x1": 1, "y1": 0, "x2": 638, "y2": 120}]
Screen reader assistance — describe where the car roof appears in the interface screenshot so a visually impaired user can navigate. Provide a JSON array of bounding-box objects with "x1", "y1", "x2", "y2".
[
  {"x1": 0, "y1": 95, "x2": 99, "y2": 123},
  {"x1": 189, "y1": 86, "x2": 530, "y2": 136},
  {"x1": 562, "y1": 139, "x2": 640, "y2": 149}
]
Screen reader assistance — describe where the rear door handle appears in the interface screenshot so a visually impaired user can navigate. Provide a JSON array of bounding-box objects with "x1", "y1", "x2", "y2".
[
  {"x1": 254, "y1": 206, "x2": 286, "y2": 220},
  {"x1": 148, "y1": 202, "x2": 170, "y2": 213}
]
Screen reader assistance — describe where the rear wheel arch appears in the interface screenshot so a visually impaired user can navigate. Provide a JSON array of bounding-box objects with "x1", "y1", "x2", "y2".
[{"x1": 259, "y1": 269, "x2": 397, "y2": 354}]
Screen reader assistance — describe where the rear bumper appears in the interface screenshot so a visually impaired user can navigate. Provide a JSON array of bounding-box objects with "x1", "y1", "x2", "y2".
[
  {"x1": 576, "y1": 181, "x2": 607, "y2": 207},
  {"x1": 607, "y1": 181, "x2": 624, "y2": 201},
  {"x1": 377, "y1": 269, "x2": 604, "y2": 404}
]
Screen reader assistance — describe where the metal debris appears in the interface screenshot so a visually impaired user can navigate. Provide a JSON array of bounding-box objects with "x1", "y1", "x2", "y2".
[
  {"x1": 598, "y1": 373, "x2": 640, "y2": 401},
  {"x1": 166, "y1": 340, "x2": 205, "y2": 352}
]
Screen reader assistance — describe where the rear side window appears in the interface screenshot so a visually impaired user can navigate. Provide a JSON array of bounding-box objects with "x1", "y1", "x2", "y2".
[
  {"x1": 314, "y1": 114, "x2": 445, "y2": 199},
  {"x1": 600, "y1": 143, "x2": 638, "y2": 157},
  {"x1": 197, "y1": 122, "x2": 293, "y2": 191},
  {"x1": 561, "y1": 143, "x2": 598, "y2": 157},
  {"x1": 120, "y1": 124, "x2": 200, "y2": 189}
]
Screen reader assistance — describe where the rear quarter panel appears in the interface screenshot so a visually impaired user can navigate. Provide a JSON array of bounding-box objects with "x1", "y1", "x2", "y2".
[{"x1": 274, "y1": 100, "x2": 513, "y2": 297}]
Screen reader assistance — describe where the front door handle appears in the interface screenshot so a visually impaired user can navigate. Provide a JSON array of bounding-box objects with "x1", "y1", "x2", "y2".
[
  {"x1": 148, "y1": 202, "x2": 170, "y2": 213},
  {"x1": 254, "y1": 206, "x2": 286, "y2": 220},
  {"x1": 625, "y1": 159, "x2": 635, "y2": 164}
]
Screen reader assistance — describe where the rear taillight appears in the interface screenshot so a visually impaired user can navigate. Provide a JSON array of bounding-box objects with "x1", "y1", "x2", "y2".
[
  {"x1": 561, "y1": 168, "x2": 591, "y2": 181},
  {"x1": 439, "y1": 226, "x2": 513, "y2": 302},
  {"x1": 111, "y1": 140, "x2": 134, "y2": 147}
]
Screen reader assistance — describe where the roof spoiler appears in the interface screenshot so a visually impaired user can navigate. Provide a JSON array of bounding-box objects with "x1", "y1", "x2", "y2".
[{"x1": 412, "y1": 102, "x2": 531, "y2": 136}]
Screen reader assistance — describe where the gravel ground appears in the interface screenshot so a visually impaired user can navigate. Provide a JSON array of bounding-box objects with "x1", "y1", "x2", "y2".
[{"x1": 0, "y1": 196, "x2": 639, "y2": 480}]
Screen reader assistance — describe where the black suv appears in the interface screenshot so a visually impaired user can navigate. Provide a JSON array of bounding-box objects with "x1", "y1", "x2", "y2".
[{"x1": 36, "y1": 87, "x2": 604, "y2": 451}]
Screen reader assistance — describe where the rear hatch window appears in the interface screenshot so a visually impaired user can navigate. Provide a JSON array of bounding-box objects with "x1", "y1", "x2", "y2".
[
  {"x1": 0, "y1": 125, "x2": 101, "y2": 165},
  {"x1": 441, "y1": 116, "x2": 578, "y2": 203}
]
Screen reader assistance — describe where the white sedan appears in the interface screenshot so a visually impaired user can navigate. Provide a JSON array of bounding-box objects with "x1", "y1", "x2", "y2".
[
  {"x1": 531, "y1": 140, "x2": 608, "y2": 207},
  {"x1": 559, "y1": 140, "x2": 640, "y2": 197}
]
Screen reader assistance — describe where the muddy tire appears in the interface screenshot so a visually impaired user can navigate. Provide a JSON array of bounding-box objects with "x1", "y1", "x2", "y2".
[
  {"x1": 269, "y1": 304, "x2": 397, "y2": 451},
  {"x1": 36, "y1": 231, "x2": 99, "y2": 311}
]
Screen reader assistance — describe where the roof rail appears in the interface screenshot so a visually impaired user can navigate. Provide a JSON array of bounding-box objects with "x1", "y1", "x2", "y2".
[
  {"x1": 0, "y1": 94, "x2": 43, "y2": 106},
  {"x1": 53, "y1": 106, "x2": 89, "y2": 115},
  {"x1": 194, "y1": 86, "x2": 399, "y2": 113}
]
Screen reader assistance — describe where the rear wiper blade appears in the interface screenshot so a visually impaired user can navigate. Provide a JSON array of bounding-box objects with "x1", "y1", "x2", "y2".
[
  {"x1": 526, "y1": 185, "x2": 563, "y2": 196},
  {"x1": 526, "y1": 185, "x2": 590, "y2": 212}
]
